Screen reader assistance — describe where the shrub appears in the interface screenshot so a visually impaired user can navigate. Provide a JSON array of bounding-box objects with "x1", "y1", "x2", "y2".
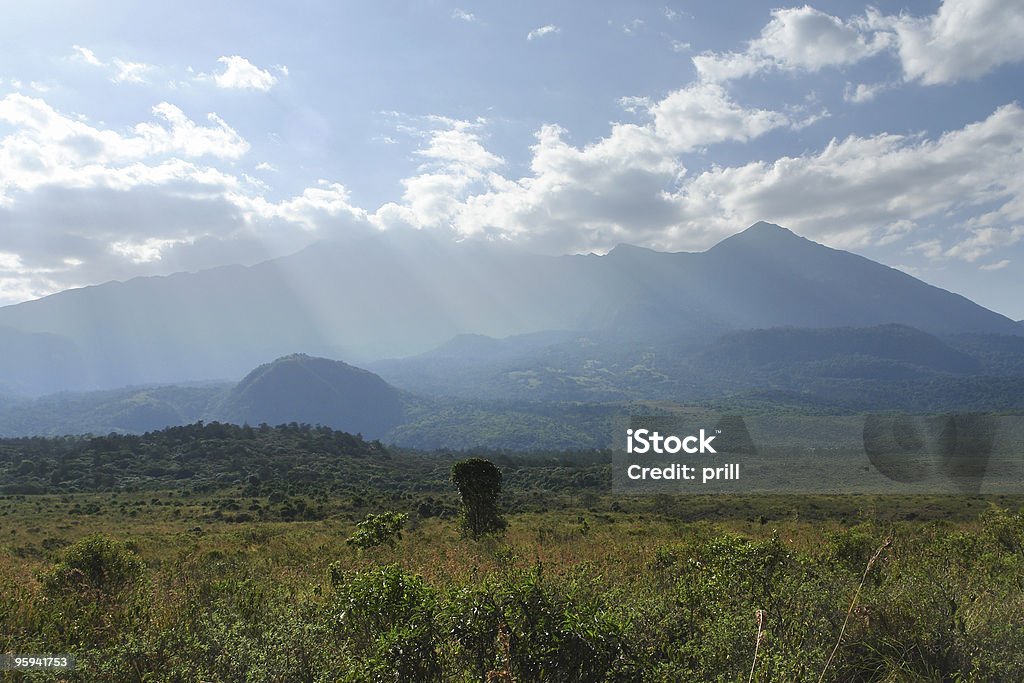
[
  {"x1": 346, "y1": 511, "x2": 409, "y2": 550},
  {"x1": 41, "y1": 534, "x2": 145, "y2": 600},
  {"x1": 328, "y1": 564, "x2": 442, "y2": 681}
]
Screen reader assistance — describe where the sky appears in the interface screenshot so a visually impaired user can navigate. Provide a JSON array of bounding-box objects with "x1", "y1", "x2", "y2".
[{"x1": 1, "y1": 0, "x2": 1023, "y2": 318}]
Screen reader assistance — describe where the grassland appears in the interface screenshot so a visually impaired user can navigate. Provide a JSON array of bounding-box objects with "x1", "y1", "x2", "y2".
[
  {"x1": 1, "y1": 423, "x2": 1023, "y2": 681},
  {"x1": 3, "y1": 487, "x2": 1024, "y2": 681}
]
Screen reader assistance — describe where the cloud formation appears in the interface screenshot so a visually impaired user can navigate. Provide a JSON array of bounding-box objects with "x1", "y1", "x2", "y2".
[
  {"x1": 371, "y1": 83, "x2": 798, "y2": 252},
  {"x1": 527, "y1": 25, "x2": 560, "y2": 41},
  {"x1": 0, "y1": 94, "x2": 366, "y2": 303},
  {"x1": 71, "y1": 45, "x2": 103, "y2": 67},
  {"x1": 2, "y1": 2, "x2": 1021, "y2": 309},
  {"x1": 451, "y1": 8, "x2": 477, "y2": 23},
  {"x1": 69, "y1": 45, "x2": 156, "y2": 84},
  {"x1": 693, "y1": 6, "x2": 890, "y2": 82},
  {"x1": 213, "y1": 56, "x2": 279, "y2": 91},
  {"x1": 368, "y1": 100, "x2": 1024, "y2": 263},
  {"x1": 694, "y1": 0, "x2": 1024, "y2": 85},
  {"x1": 889, "y1": 0, "x2": 1024, "y2": 84}
]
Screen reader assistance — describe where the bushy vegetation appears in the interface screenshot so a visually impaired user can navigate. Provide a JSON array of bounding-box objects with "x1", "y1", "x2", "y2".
[
  {"x1": 3, "y1": 506, "x2": 1024, "y2": 681},
  {"x1": 0, "y1": 421, "x2": 610, "y2": 499},
  {"x1": 2, "y1": 423, "x2": 1024, "y2": 680}
]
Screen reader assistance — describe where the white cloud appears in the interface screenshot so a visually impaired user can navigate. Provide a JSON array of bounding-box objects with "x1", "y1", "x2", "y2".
[
  {"x1": 843, "y1": 81, "x2": 888, "y2": 103},
  {"x1": 876, "y1": 220, "x2": 916, "y2": 246},
  {"x1": 0, "y1": 251, "x2": 23, "y2": 269},
  {"x1": 693, "y1": 1, "x2": 1024, "y2": 86},
  {"x1": 618, "y1": 96, "x2": 651, "y2": 114},
  {"x1": 111, "y1": 236, "x2": 192, "y2": 263},
  {"x1": 138, "y1": 103, "x2": 249, "y2": 158},
  {"x1": 887, "y1": 0, "x2": 1024, "y2": 84},
  {"x1": 213, "y1": 56, "x2": 279, "y2": 91},
  {"x1": 71, "y1": 45, "x2": 103, "y2": 67},
  {"x1": 650, "y1": 83, "x2": 790, "y2": 151},
  {"x1": 911, "y1": 240, "x2": 946, "y2": 261},
  {"x1": 623, "y1": 19, "x2": 645, "y2": 36},
  {"x1": 667, "y1": 104, "x2": 1024, "y2": 252},
  {"x1": 0, "y1": 94, "x2": 249, "y2": 199},
  {"x1": 68, "y1": 45, "x2": 155, "y2": 84},
  {"x1": 670, "y1": 40, "x2": 691, "y2": 53},
  {"x1": 112, "y1": 59, "x2": 153, "y2": 84},
  {"x1": 980, "y1": 259, "x2": 1011, "y2": 271},
  {"x1": 366, "y1": 100, "x2": 1024, "y2": 261},
  {"x1": 233, "y1": 180, "x2": 367, "y2": 232},
  {"x1": 371, "y1": 84, "x2": 795, "y2": 252},
  {"x1": 451, "y1": 8, "x2": 477, "y2": 23},
  {"x1": 527, "y1": 25, "x2": 560, "y2": 41},
  {"x1": 943, "y1": 226, "x2": 1024, "y2": 262},
  {"x1": 694, "y1": 6, "x2": 890, "y2": 82},
  {"x1": 373, "y1": 118, "x2": 503, "y2": 230}
]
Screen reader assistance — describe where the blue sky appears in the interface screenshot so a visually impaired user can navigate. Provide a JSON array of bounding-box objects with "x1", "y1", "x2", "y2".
[{"x1": 1, "y1": 0, "x2": 1023, "y2": 318}]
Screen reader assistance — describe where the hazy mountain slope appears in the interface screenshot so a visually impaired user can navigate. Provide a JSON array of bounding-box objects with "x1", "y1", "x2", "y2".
[
  {"x1": 373, "y1": 324, "x2": 1021, "y2": 403},
  {"x1": 3, "y1": 331, "x2": 1024, "y2": 445},
  {"x1": 695, "y1": 223, "x2": 1015, "y2": 334},
  {"x1": 699, "y1": 325, "x2": 979, "y2": 374},
  {"x1": 0, "y1": 383, "x2": 228, "y2": 436},
  {"x1": 0, "y1": 326, "x2": 88, "y2": 395},
  {"x1": 0, "y1": 222, "x2": 1018, "y2": 394}
]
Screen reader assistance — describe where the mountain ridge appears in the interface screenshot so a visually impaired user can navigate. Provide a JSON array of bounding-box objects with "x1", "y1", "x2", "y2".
[{"x1": 0, "y1": 222, "x2": 1018, "y2": 395}]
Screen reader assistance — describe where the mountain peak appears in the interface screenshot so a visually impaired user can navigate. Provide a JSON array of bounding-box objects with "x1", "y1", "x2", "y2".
[
  {"x1": 709, "y1": 221, "x2": 813, "y2": 254},
  {"x1": 746, "y1": 220, "x2": 790, "y2": 233},
  {"x1": 737, "y1": 221, "x2": 801, "y2": 241},
  {"x1": 607, "y1": 243, "x2": 658, "y2": 257}
]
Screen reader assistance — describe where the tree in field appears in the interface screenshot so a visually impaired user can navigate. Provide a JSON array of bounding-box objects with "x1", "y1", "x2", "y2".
[{"x1": 450, "y1": 458, "x2": 507, "y2": 537}]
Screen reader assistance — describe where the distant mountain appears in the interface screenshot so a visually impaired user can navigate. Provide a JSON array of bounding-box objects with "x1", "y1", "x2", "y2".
[
  {"x1": 215, "y1": 354, "x2": 405, "y2": 438},
  {"x1": 3, "y1": 331, "x2": 1024, "y2": 446},
  {"x1": 0, "y1": 383, "x2": 228, "y2": 437},
  {"x1": 0, "y1": 326, "x2": 88, "y2": 395},
  {"x1": 699, "y1": 325, "x2": 979, "y2": 375},
  {"x1": 373, "y1": 324, "x2": 1019, "y2": 403},
  {"x1": 0, "y1": 222, "x2": 1019, "y2": 394}
]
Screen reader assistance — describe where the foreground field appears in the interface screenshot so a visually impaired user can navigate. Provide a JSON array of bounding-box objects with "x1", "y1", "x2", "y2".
[{"x1": 2, "y1": 490, "x2": 1023, "y2": 682}]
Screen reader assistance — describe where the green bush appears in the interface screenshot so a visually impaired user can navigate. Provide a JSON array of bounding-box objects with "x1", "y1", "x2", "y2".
[
  {"x1": 41, "y1": 533, "x2": 145, "y2": 600},
  {"x1": 329, "y1": 564, "x2": 442, "y2": 681},
  {"x1": 346, "y1": 511, "x2": 409, "y2": 550}
]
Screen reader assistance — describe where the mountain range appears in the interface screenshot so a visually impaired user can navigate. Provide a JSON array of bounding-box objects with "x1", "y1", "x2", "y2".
[{"x1": 0, "y1": 221, "x2": 1019, "y2": 397}]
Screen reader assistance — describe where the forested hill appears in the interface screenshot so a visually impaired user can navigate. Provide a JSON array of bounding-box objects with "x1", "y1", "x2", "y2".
[
  {"x1": 0, "y1": 422, "x2": 395, "y2": 495},
  {"x1": 0, "y1": 421, "x2": 610, "y2": 499}
]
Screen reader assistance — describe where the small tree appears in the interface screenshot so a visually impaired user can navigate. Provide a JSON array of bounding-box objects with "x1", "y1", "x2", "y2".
[
  {"x1": 450, "y1": 458, "x2": 506, "y2": 538},
  {"x1": 347, "y1": 511, "x2": 409, "y2": 550}
]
